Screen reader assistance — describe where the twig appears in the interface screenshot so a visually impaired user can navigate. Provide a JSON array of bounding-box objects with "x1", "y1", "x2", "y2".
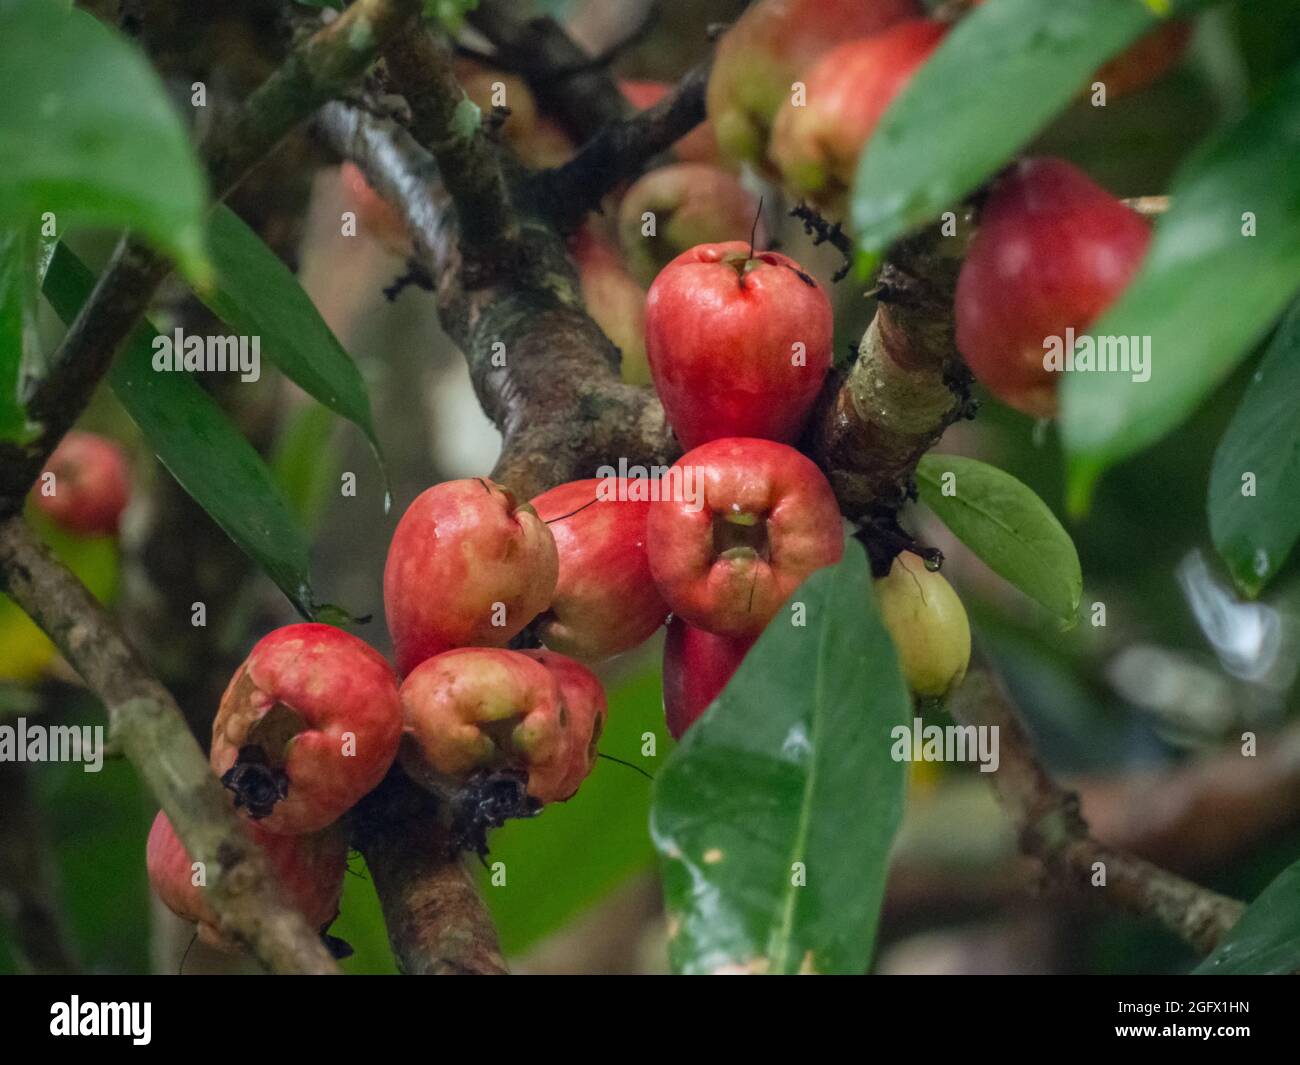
[
  {"x1": 467, "y1": 0, "x2": 629, "y2": 142},
  {"x1": 949, "y1": 671, "x2": 1245, "y2": 953},
  {"x1": 0, "y1": 516, "x2": 339, "y2": 973},
  {"x1": 529, "y1": 57, "x2": 713, "y2": 230},
  {"x1": 789, "y1": 202, "x2": 855, "y2": 282}
]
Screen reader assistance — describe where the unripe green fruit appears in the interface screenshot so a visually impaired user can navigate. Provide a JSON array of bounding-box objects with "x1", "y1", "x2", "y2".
[{"x1": 875, "y1": 552, "x2": 970, "y2": 698}]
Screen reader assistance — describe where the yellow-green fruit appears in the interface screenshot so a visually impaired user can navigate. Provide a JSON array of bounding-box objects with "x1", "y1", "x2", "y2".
[{"x1": 875, "y1": 551, "x2": 970, "y2": 698}]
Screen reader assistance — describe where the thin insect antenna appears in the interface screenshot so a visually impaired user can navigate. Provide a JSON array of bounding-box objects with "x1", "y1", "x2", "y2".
[
  {"x1": 544, "y1": 496, "x2": 600, "y2": 524},
  {"x1": 179, "y1": 931, "x2": 199, "y2": 975},
  {"x1": 598, "y1": 752, "x2": 654, "y2": 782}
]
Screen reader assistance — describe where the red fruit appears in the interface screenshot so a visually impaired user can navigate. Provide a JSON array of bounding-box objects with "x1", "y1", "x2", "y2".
[
  {"x1": 617, "y1": 163, "x2": 763, "y2": 288},
  {"x1": 340, "y1": 161, "x2": 409, "y2": 254},
  {"x1": 621, "y1": 80, "x2": 723, "y2": 166},
  {"x1": 954, "y1": 157, "x2": 1151, "y2": 416},
  {"x1": 662, "y1": 616, "x2": 756, "y2": 739},
  {"x1": 211, "y1": 624, "x2": 402, "y2": 834},
  {"x1": 770, "y1": 19, "x2": 948, "y2": 211},
  {"x1": 31, "y1": 431, "x2": 130, "y2": 537},
  {"x1": 530, "y1": 478, "x2": 668, "y2": 662},
  {"x1": 1092, "y1": 20, "x2": 1193, "y2": 98},
  {"x1": 146, "y1": 810, "x2": 347, "y2": 950},
  {"x1": 572, "y1": 227, "x2": 649, "y2": 385},
  {"x1": 521, "y1": 648, "x2": 608, "y2": 800},
  {"x1": 706, "y1": 0, "x2": 920, "y2": 169},
  {"x1": 646, "y1": 437, "x2": 844, "y2": 637},
  {"x1": 384, "y1": 478, "x2": 559, "y2": 676},
  {"x1": 644, "y1": 242, "x2": 833, "y2": 449},
  {"x1": 398, "y1": 647, "x2": 571, "y2": 804}
]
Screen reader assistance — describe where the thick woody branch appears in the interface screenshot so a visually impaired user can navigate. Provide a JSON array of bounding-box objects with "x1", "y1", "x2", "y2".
[
  {"x1": 949, "y1": 671, "x2": 1246, "y2": 954},
  {"x1": 530, "y1": 57, "x2": 713, "y2": 230},
  {"x1": 353, "y1": 777, "x2": 508, "y2": 975},
  {"x1": 0, "y1": 516, "x2": 338, "y2": 973},
  {"x1": 318, "y1": 102, "x2": 675, "y2": 501},
  {"x1": 0, "y1": 0, "x2": 419, "y2": 514},
  {"x1": 808, "y1": 220, "x2": 976, "y2": 521}
]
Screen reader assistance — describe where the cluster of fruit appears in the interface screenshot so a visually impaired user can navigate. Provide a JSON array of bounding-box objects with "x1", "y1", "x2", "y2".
[{"x1": 137, "y1": 0, "x2": 1192, "y2": 955}]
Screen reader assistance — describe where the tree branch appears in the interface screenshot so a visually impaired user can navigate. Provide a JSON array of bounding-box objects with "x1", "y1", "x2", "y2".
[
  {"x1": 529, "y1": 57, "x2": 712, "y2": 230},
  {"x1": 0, "y1": 516, "x2": 338, "y2": 973},
  {"x1": 949, "y1": 671, "x2": 1246, "y2": 954},
  {"x1": 0, "y1": 0, "x2": 420, "y2": 514}
]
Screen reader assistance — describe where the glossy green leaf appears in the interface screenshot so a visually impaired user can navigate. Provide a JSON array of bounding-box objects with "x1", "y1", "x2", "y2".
[
  {"x1": 917, "y1": 454, "x2": 1082, "y2": 623},
  {"x1": 851, "y1": 0, "x2": 1180, "y2": 252},
  {"x1": 1208, "y1": 300, "x2": 1300, "y2": 597},
  {"x1": 478, "y1": 666, "x2": 665, "y2": 957},
  {"x1": 42, "y1": 244, "x2": 319, "y2": 618},
  {"x1": 652, "y1": 543, "x2": 910, "y2": 975},
  {"x1": 202, "y1": 206, "x2": 386, "y2": 499},
  {"x1": 1062, "y1": 61, "x2": 1300, "y2": 505},
  {"x1": 1194, "y1": 857, "x2": 1300, "y2": 974},
  {"x1": 272, "y1": 402, "x2": 341, "y2": 531},
  {"x1": 0, "y1": 0, "x2": 208, "y2": 278}
]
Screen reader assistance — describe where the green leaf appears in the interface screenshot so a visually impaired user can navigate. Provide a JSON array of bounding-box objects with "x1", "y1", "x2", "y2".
[
  {"x1": 851, "y1": 0, "x2": 1181, "y2": 252},
  {"x1": 0, "y1": 0, "x2": 208, "y2": 278},
  {"x1": 1062, "y1": 61, "x2": 1300, "y2": 502},
  {"x1": 1208, "y1": 300, "x2": 1300, "y2": 597},
  {"x1": 652, "y1": 543, "x2": 910, "y2": 975},
  {"x1": 201, "y1": 206, "x2": 386, "y2": 501},
  {"x1": 0, "y1": 227, "x2": 38, "y2": 443},
  {"x1": 272, "y1": 402, "x2": 341, "y2": 531},
  {"x1": 42, "y1": 244, "x2": 320, "y2": 618},
  {"x1": 477, "y1": 666, "x2": 665, "y2": 957},
  {"x1": 916, "y1": 454, "x2": 1082, "y2": 623},
  {"x1": 1194, "y1": 857, "x2": 1300, "y2": 974}
]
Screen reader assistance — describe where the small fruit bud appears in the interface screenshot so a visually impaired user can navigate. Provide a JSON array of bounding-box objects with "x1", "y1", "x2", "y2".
[{"x1": 875, "y1": 552, "x2": 971, "y2": 698}]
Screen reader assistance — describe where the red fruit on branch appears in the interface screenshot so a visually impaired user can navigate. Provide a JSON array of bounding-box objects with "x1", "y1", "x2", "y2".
[
  {"x1": 706, "y1": 0, "x2": 920, "y2": 170},
  {"x1": 384, "y1": 478, "x2": 558, "y2": 676},
  {"x1": 521, "y1": 648, "x2": 608, "y2": 800},
  {"x1": 662, "y1": 616, "x2": 756, "y2": 739},
  {"x1": 617, "y1": 163, "x2": 762, "y2": 288},
  {"x1": 211, "y1": 623, "x2": 403, "y2": 834},
  {"x1": 954, "y1": 157, "x2": 1151, "y2": 417},
  {"x1": 770, "y1": 19, "x2": 948, "y2": 212},
  {"x1": 571, "y1": 227, "x2": 650, "y2": 385},
  {"x1": 146, "y1": 810, "x2": 347, "y2": 951},
  {"x1": 530, "y1": 478, "x2": 668, "y2": 662},
  {"x1": 646, "y1": 437, "x2": 844, "y2": 637},
  {"x1": 620, "y1": 79, "x2": 724, "y2": 167},
  {"x1": 31, "y1": 431, "x2": 130, "y2": 537},
  {"x1": 398, "y1": 647, "x2": 571, "y2": 805},
  {"x1": 644, "y1": 242, "x2": 833, "y2": 449}
]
